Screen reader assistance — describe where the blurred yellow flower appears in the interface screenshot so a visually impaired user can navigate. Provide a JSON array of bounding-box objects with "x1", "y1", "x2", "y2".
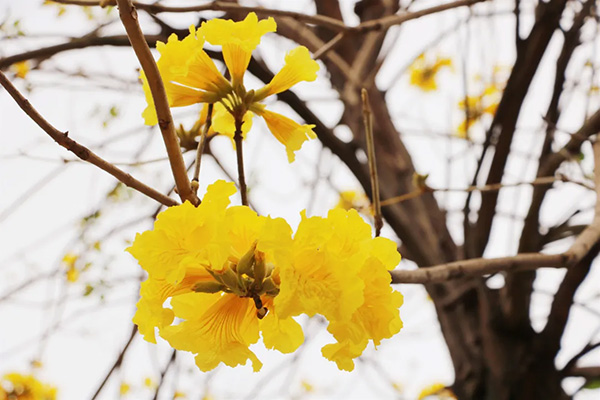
[
  {"x1": 335, "y1": 190, "x2": 371, "y2": 213},
  {"x1": 173, "y1": 391, "x2": 187, "y2": 399},
  {"x1": 409, "y1": 54, "x2": 453, "y2": 92},
  {"x1": 10, "y1": 61, "x2": 30, "y2": 79},
  {"x1": 142, "y1": 13, "x2": 319, "y2": 162},
  {"x1": 418, "y1": 382, "x2": 456, "y2": 400},
  {"x1": 143, "y1": 377, "x2": 156, "y2": 389},
  {"x1": 119, "y1": 382, "x2": 130, "y2": 396},
  {"x1": 62, "y1": 253, "x2": 79, "y2": 283},
  {"x1": 0, "y1": 372, "x2": 56, "y2": 400},
  {"x1": 457, "y1": 82, "x2": 503, "y2": 138}
]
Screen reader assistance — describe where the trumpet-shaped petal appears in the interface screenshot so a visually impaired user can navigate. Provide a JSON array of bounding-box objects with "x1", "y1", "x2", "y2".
[
  {"x1": 255, "y1": 46, "x2": 319, "y2": 100},
  {"x1": 322, "y1": 245, "x2": 403, "y2": 371},
  {"x1": 275, "y1": 209, "x2": 372, "y2": 321},
  {"x1": 202, "y1": 13, "x2": 276, "y2": 85},
  {"x1": 255, "y1": 109, "x2": 316, "y2": 162},
  {"x1": 142, "y1": 27, "x2": 230, "y2": 125},
  {"x1": 260, "y1": 298, "x2": 304, "y2": 354},
  {"x1": 161, "y1": 292, "x2": 262, "y2": 372}
]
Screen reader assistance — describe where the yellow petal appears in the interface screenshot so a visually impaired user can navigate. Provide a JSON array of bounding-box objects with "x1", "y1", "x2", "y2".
[
  {"x1": 260, "y1": 298, "x2": 304, "y2": 353},
  {"x1": 202, "y1": 13, "x2": 276, "y2": 85},
  {"x1": 255, "y1": 46, "x2": 319, "y2": 100},
  {"x1": 161, "y1": 293, "x2": 262, "y2": 372},
  {"x1": 256, "y1": 109, "x2": 316, "y2": 162}
]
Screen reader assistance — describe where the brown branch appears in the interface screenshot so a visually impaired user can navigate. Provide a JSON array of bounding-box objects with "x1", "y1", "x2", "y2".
[
  {"x1": 353, "y1": 0, "x2": 486, "y2": 33},
  {"x1": 0, "y1": 71, "x2": 178, "y2": 207},
  {"x1": 390, "y1": 253, "x2": 570, "y2": 284},
  {"x1": 381, "y1": 175, "x2": 592, "y2": 207},
  {"x1": 563, "y1": 366, "x2": 600, "y2": 380},
  {"x1": 393, "y1": 139, "x2": 600, "y2": 284},
  {"x1": 539, "y1": 139, "x2": 600, "y2": 355},
  {"x1": 115, "y1": 0, "x2": 197, "y2": 205},
  {"x1": 53, "y1": 0, "x2": 482, "y2": 33}
]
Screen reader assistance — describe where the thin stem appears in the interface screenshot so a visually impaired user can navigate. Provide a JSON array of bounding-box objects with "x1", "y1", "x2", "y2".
[
  {"x1": 192, "y1": 103, "x2": 214, "y2": 195},
  {"x1": 234, "y1": 118, "x2": 248, "y2": 206},
  {"x1": 361, "y1": 89, "x2": 383, "y2": 237}
]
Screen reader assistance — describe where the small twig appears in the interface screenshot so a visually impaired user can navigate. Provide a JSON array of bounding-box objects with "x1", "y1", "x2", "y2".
[
  {"x1": 313, "y1": 32, "x2": 346, "y2": 60},
  {"x1": 361, "y1": 89, "x2": 382, "y2": 236},
  {"x1": 0, "y1": 71, "x2": 177, "y2": 207},
  {"x1": 90, "y1": 324, "x2": 137, "y2": 400},
  {"x1": 152, "y1": 349, "x2": 176, "y2": 400},
  {"x1": 234, "y1": 118, "x2": 248, "y2": 206},
  {"x1": 381, "y1": 175, "x2": 592, "y2": 207},
  {"x1": 192, "y1": 103, "x2": 214, "y2": 195},
  {"x1": 115, "y1": 0, "x2": 198, "y2": 205}
]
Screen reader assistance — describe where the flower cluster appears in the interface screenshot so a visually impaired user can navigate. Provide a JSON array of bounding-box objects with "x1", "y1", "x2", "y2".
[
  {"x1": 457, "y1": 82, "x2": 501, "y2": 138},
  {"x1": 409, "y1": 54, "x2": 453, "y2": 92},
  {"x1": 128, "y1": 181, "x2": 403, "y2": 372},
  {"x1": 0, "y1": 373, "x2": 56, "y2": 400},
  {"x1": 142, "y1": 12, "x2": 319, "y2": 162}
]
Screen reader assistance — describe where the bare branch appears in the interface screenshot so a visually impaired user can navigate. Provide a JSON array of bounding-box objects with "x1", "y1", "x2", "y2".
[{"x1": 0, "y1": 71, "x2": 178, "y2": 207}]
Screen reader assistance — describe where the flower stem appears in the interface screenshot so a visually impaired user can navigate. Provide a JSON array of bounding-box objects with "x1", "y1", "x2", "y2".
[
  {"x1": 361, "y1": 88, "x2": 383, "y2": 237},
  {"x1": 192, "y1": 103, "x2": 214, "y2": 197},
  {"x1": 234, "y1": 118, "x2": 248, "y2": 206}
]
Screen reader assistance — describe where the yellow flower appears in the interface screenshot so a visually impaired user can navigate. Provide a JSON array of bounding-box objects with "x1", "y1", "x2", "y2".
[
  {"x1": 10, "y1": 61, "x2": 30, "y2": 79},
  {"x1": 0, "y1": 372, "x2": 57, "y2": 400},
  {"x1": 335, "y1": 190, "x2": 371, "y2": 213},
  {"x1": 142, "y1": 13, "x2": 319, "y2": 162},
  {"x1": 119, "y1": 382, "x2": 130, "y2": 396},
  {"x1": 62, "y1": 253, "x2": 79, "y2": 283},
  {"x1": 418, "y1": 383, "x2": 456, "y2": 400},
  {"x1": 457, "y1": 82, "x2": 502, "y2": 138},
  {"x1": 128, "y1": 185, "x2": 403, "y2": 373},
  {"x1": 173, "y1": 391, "x2": 187, "y2": 399},
  {"x1": 143, "y1": 377, "x2": 156, "y2": 389},
  {"x1": 128, "y1": 180, "x2": 303, "y2": 371},
  {"x1": 409, "y1": 54, "x2": 452, "y2": 92},
  {"x1": 276, "y1": 208, "x2": 403, "y2": 371}
]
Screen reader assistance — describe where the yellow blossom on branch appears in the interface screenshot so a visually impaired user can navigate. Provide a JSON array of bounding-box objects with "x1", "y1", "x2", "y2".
[
  {"x1": 336, "y1": 190, "x2": 371, "y2": 214},
  {"x1": 128, "y1": 180, "x2": 302, "y2": 371},
  {"x1": 142, "y1": 12, "x2": 320, "y2": 162},
  {"x1": 127, "y1": 182, "x2": 403, "y2": 373},
  {"x1": 409, "y1": 54, "x2": 453, "y2": 92},
  {"x1": 0, "y1": 372, "x2": 57, "y2": 400}
]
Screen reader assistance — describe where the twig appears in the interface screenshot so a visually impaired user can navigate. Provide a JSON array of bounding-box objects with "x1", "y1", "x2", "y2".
[
  {"x1": 52, "y1": 0, "x2": 483, "y2": 33},
  {"x1": 152, "y1": 349, "x2": 176, "y2": 400},
  {"x1": 0, "y1": 71, "x2": 177, "y2": 207},
  {"x1": 234, "y1": 118, "x2": 248, "y2": 206},
  {"x1": 361, "y1": 89, "x2": 382, "y2": 236},
  {"x1": 391, "y1": 140, "x2": 600, "y2": 284},
  {"x1": 381, "y1": 175, "x2": 592, "y2": 207},
  {"x1": 192, "y1": 103, "x2": 214, "y2": 195},
  {"x1": 313, "y1": 32, "x2": 345, "y2": 60},
  {"x1": 115, "y1": 0, "x2": 198, "y2": 205},
  {"x1": 90, "y1": 324, "x2": 137, "y2": 400}
]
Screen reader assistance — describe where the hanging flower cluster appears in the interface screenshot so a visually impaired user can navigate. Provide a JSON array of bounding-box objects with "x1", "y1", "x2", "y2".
[
  {"x1": 131, "y1": 12, "x2": 404, "y2": 373},
  {"x1": 128, "y1": 181, "x2": 403, "y2": 372},
  {"x1": 141, "y1": 12, "x2": 319, "y2": 162},
  {"x1": 0, "y1": 372, "x2": 57, "y2": 400}
]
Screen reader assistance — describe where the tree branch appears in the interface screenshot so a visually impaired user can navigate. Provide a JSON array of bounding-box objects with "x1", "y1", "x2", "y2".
[
  {"x1": 0, "y1": 71, "x2": 178, "y2": 207},
  {"x1": 115, "y1": 0, "x2": 197, "y2": 205}
]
